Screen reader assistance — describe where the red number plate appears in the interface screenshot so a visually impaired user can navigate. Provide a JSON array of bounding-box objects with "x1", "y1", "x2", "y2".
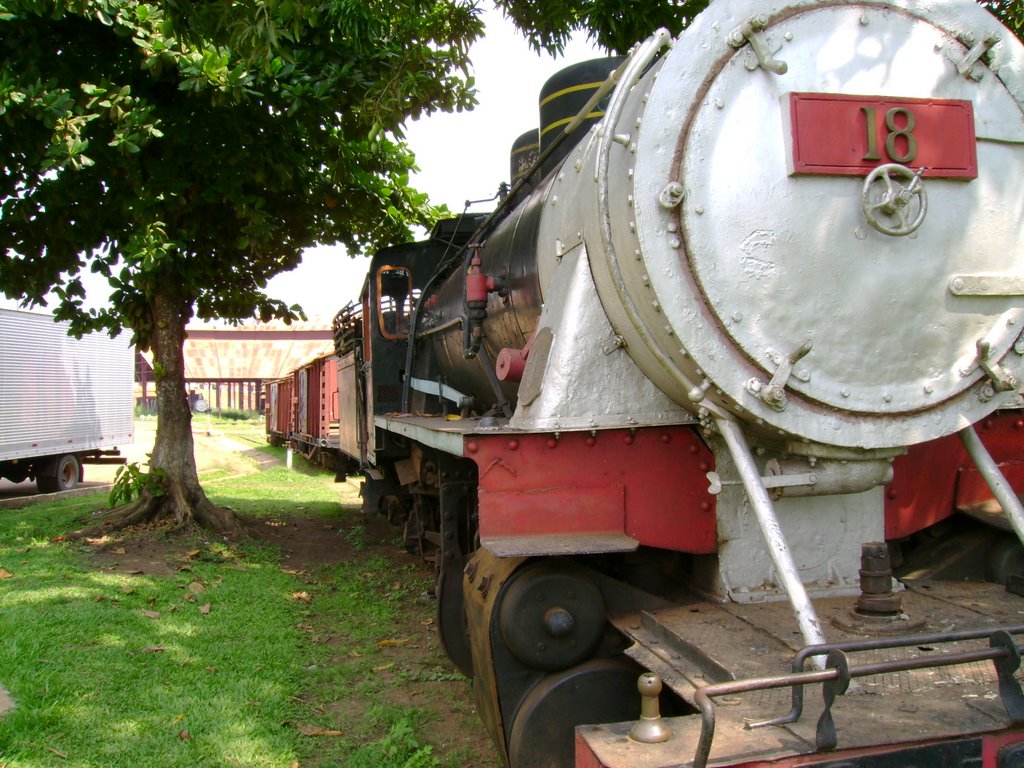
[{"x1": 786, "y1": 93, "x2": 977, "y2": 179}]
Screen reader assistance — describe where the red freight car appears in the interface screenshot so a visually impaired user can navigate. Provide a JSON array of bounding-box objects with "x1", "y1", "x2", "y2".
[
  {"x1": 290, "y1": 351, "x2": 340, "y2": 467},
  {"x1": 264, "y1": 374, "x2": 293, "y2": 448}
]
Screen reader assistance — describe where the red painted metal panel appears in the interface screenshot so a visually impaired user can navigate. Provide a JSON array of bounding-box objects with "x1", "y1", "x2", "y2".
[
  {"x1": 265, "y1": 377, "x2": 294, "y2": 440},
  {"x1": 788, "y1": 93, "x2": 977, "y2": 178},
  {"x1": 279, "y1": 378, "x2": 294, "y2": 436},
  {"x1": 307, "y1": 358, "x2": 322, "y2": 438},
  {"x1": 479, "y1": 485, "x2": 625, "y2": 538},
  {"x1": 884, "y1": 412, "x2": 1024, "y2": 539},
  {"x1": 576, "y1": 725, "x2": 1024, "y2": 767},
  {"x1": 466, "y1": 426, "x2": 717, "y2": 554}
]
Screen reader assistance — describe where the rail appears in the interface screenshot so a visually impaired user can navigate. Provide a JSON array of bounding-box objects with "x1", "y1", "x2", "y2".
[{"x1": 332, "y1": 301, "x2": 363, "y2": 356}]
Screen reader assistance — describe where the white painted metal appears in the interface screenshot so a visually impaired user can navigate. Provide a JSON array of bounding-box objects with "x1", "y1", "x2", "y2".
[
  {"x1": 713, "y1": 417, "x2": 828, "y2": 651},
  {"x1": 0, "y1": 308, "x2": 133, "y2": 463},
  {"x1": 374, "y1": 414, "x2": 468, "y2": 457},
  {"x1": 505, "y1": 2, "x2": 1024, "y2": 633},
  {"x1": 564, "y1": 0, "x2": 1024, "y2": 450},
  {"x1": 509, "y1": 243, "x2": 694, "y2": 432}
]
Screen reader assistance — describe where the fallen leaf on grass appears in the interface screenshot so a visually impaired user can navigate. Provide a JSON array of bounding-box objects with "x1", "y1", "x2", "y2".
[
  {"x1": 143, "y1": 610, "x2": 161, "y2": 619},
  {"x1": 171, "y1": 713, "x2": 186, "y2": 724},
  {"x1": 377, "y1": 638, "x2": 410, "y2": 648},
  {"x1": 199, "y1": 603, "x2": 211, "y2": 615},
  {"x1": 46, "y1": 747, "x2": 67, "y2": 759},
  {"x1": 184, "y1": 549, "x2": 202, "y2": 559},
  {"x1": 373, "y1": 663, "x2": 395, "y2": 672},
  {"x1": 178, "y1": 729, "x2": 191, "y2": 741},
  {"x1": 291, "y1": 592, "x2": 310, "y2": 602},
  {"x1": 187, "y1": 582, "x2": 206, "y2": 595},
  {"x1": 295, "y1": 723, "x2": 343, "y2": 737},
  {"x1": 0, "y1": 568, "x2": 12, "y2": 579},
  {"x1": 141, "y1": 644, "x2": 165, "y2": 653},
  {"x1": 112, "y1": 547, "x2": 126, "y2": 555}
]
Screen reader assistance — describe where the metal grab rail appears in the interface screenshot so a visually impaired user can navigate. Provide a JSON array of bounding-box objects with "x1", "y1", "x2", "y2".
[
  {"x1": 691, "y1": 626, "x2": 1024, "y2": 768},
  {"x1": 749, "y1": 624, "x2": 1024, "y2": 730}
]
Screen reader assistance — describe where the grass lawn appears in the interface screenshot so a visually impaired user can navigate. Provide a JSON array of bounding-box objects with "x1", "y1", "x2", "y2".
[{"x1": 0, "y1": 422, "x2": 492, "y2": 768}]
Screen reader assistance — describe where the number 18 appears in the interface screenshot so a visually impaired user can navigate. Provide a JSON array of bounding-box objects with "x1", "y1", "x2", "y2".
[{"x1": 862, "y1": 106, "x2": 918, "y2": 164}]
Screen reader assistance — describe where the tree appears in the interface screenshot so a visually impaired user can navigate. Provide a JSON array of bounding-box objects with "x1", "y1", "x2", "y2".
[
  {"x1": 0, "y1": 0, "x2": 483, "y2": 535},
  {"x1": 496, "y1": 0, "x2": 1021, "y2": 54},
  {"x1": 982, "y1": 0, "x2": 1023, "y2": 40}
]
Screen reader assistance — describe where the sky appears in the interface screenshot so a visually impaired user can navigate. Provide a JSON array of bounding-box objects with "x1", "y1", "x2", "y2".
[
  {"x1": 263, "y1": 5, "x2": 605, "y2": 322},
  {"x1": 0, "y1": 4, "x2": 606, "y2": 319}
]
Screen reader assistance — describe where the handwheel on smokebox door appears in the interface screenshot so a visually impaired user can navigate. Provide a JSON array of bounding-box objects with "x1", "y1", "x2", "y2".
[{"x1": 861, "y1": 163, "x2": 927, "y2": 237}]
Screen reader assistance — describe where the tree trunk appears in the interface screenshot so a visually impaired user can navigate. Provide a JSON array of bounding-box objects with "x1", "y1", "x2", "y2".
[{"x1": 72, "y1": 284, "x2": 243, "y2": 538}]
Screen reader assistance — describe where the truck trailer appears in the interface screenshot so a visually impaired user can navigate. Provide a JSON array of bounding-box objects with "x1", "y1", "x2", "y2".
[{"x1": 0, "y1": 308, "x2": 134, "y2": 493}]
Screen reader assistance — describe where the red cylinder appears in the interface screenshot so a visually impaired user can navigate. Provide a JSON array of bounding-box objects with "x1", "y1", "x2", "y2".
[{"x1": 496, "y1": 347, "x2": 528, "y2": 382}]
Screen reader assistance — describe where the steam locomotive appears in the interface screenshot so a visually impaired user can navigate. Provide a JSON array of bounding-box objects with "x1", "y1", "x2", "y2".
[{"x1": 269, "y1": 0, "x2": 1024, "y2": 765}]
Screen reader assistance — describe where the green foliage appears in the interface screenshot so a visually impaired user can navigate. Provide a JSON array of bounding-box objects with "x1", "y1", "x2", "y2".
[
  {"x1": 981, "y1": 0, "x2": 1023, "y2": 40},
  {"x1": 0, "y1": 514, "x2": 306, "y2": 767},
  {"x1": 497, "y1": 0, "x2": 1021, "y2": 54},
  {"x1": 0, "y1": 0, "x2": 483, "y2": 344},
  {"x1": 495, "y1": 0, "x2": 711, "y2": 53},
  {"x1": 109, "y1": 461, "x2": 168, "y2": 507},
  {"x1": 344, "y1": 523, "x2": 368, "y2": 550},
  {"x1": 213, "y1": 408, "x2": 260, "y2": 422},
  {"x1": 0, "y1": 453, "x2": 485, "y2": 768},
  {"x1": 376, "y1": 717, "x2": 441, "y2": 768},
  {"x1": 0, "y1": 0, "x2": 483, "y2": 519}
]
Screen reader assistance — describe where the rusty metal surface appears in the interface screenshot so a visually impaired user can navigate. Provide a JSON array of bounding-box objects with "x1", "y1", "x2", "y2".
[
  {"x1": 463, "y1": 549, "x2": 525, "y2": 767},
  {"x1": 606, "y1": 580, "x2": 1024, "y2": 766}
]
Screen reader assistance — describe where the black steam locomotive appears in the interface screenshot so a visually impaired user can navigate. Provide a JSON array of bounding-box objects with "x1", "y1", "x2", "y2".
[{"x1": 272, "y1": 1, "x2": 1024, "y2": 765}]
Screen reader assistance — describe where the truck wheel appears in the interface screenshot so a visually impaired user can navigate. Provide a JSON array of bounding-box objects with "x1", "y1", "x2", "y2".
[{"x1": 37, "y1": 454, "x2": 81, "y2": 493}]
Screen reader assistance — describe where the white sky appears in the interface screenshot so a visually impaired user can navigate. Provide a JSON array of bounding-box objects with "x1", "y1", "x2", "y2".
[{"x1": 0, "y1": 5, "x2": 604, "y2": 319}]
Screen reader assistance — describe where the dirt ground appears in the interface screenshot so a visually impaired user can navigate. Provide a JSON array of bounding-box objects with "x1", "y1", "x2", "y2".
[{"x1": 7, "y1": 419, "x2": 498, "y2": 766}]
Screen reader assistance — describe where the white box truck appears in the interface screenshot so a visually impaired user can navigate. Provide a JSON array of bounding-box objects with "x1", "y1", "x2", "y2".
[{"x1": 0, "y1": 308, "x2": 134, "y2": 493}]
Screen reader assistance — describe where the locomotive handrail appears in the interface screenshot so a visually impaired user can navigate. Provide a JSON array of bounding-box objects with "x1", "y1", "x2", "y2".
[
  {"x1": 749, "y1": 623, "x2": 1024, "y2": 730},
  {"x1": 692, "y1": 627, "x2": 1024, "y2": 768},
  {"x1": 959, "y1": 425, "x2": 1024, "y2": 547}
]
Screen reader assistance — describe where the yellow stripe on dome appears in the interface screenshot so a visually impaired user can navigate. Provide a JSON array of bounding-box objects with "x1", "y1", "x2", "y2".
[
  {"x1": 538, "y1": 81, "x2": 606, "y2": 108},
  {"x1": 540, "y1": 112, "x2": 605, "y2": 138}
]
